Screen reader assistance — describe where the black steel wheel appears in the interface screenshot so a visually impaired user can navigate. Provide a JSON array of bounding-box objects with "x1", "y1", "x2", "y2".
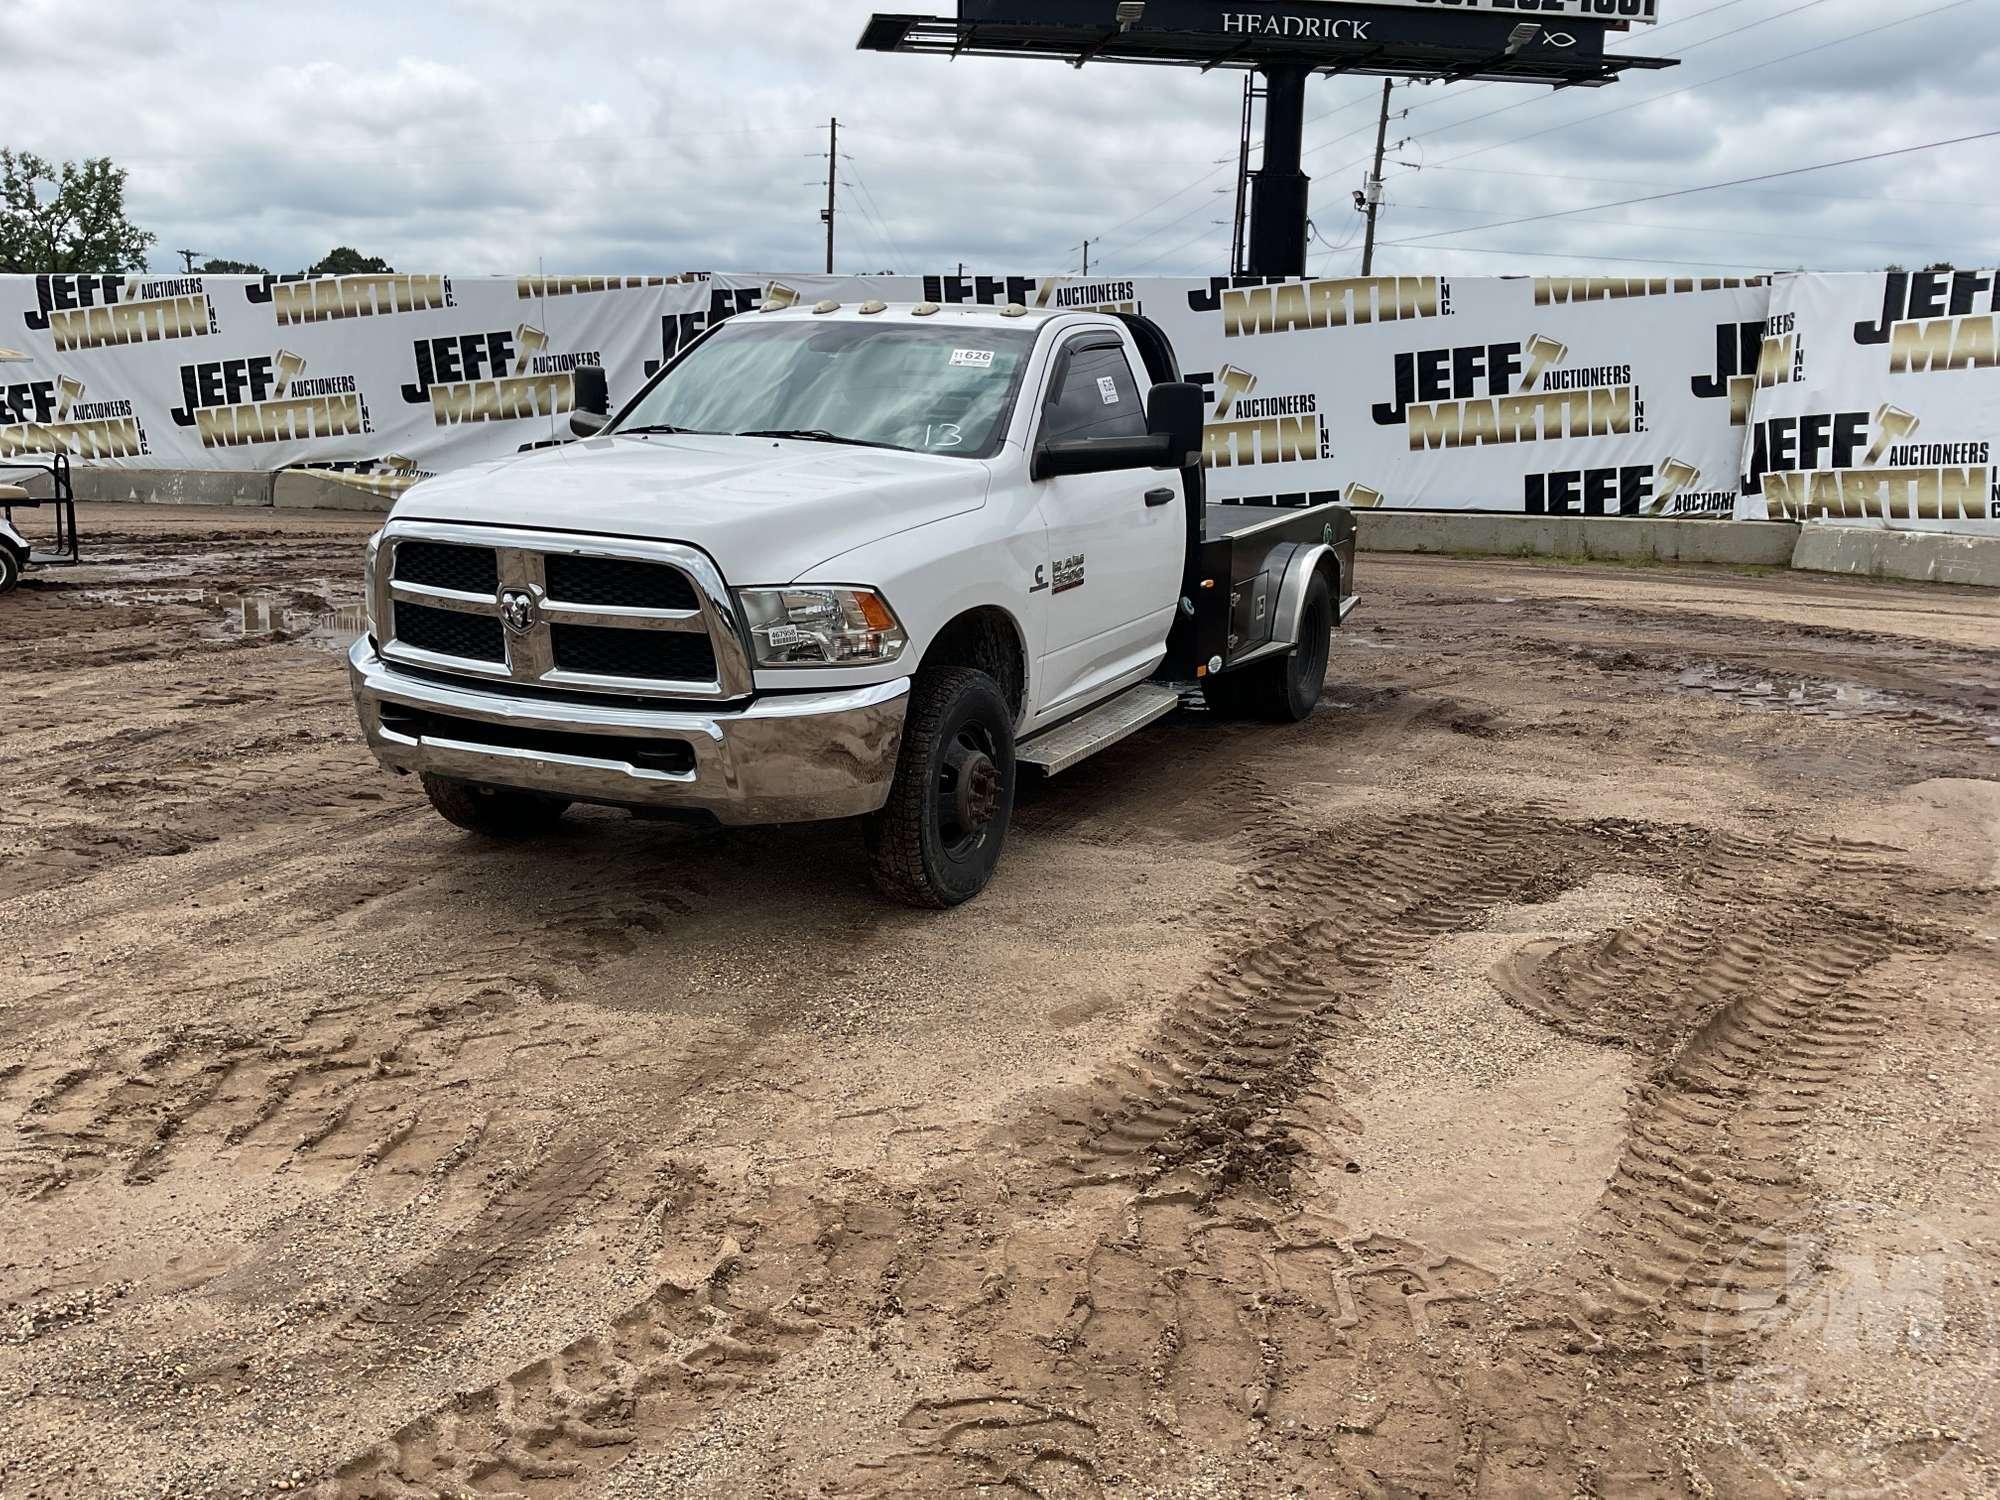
[
  {"x1": 421, "y1": 774, "x2": 571, "y2": 839},
  {"x1": 866, "y1": 667, "x2": 1017, "y2": 908},
  {"x1": 1202, "y1": 570, "x2": 1334, "y2": 723},
  {"x1": 1281, "y1": 572, "x2": 1334, "y2": 721}
]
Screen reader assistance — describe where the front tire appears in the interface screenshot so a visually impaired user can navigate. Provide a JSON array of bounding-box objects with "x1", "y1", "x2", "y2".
[
  {"x1": 0, "y1": 547, "x2": 20, "y2": 596},
  {"x1": 421, "y1": 774, "x2": 571, "y2": 839},
  {"x1": 1202, "y1": 571, "x2": 1334, "y2": 723},
  {"x1": 865, "y1": 668, "x2": 1017, "y2": 909}
]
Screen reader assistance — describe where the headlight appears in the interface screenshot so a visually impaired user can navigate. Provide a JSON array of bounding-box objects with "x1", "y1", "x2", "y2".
[
  {"x1": 736, "y1": 586, "x2": 908, "y2": 668},
  {"x1": 364, "y1": 530, "x2": 385, "y2": 642}
]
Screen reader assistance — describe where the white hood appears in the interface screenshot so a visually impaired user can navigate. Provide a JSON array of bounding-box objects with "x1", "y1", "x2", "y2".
[{"x1": 390, "y1": 432, "x2": 992, "y2": 584}]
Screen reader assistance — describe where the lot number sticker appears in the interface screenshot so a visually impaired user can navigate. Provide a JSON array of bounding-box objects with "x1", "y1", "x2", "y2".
[
  {"x1": 950, "y1": 349, "x2": 996, "y2": 369},
  {"x1": 1097, "y1": 376, "x2": 1120, "y2": 405}
]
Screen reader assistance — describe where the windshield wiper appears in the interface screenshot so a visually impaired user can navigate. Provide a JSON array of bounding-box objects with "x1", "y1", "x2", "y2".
[
  {"x1": 736, "y1": 428, "x2": 887, "y2": 449},
  {"x1": 617, "y1": 423, "x2": 699, "y2": 437}
]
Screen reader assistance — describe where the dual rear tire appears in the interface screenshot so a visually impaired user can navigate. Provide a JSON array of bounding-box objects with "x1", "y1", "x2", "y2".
[{"x1": 1202, "y1": 571, "x2": 1334, "y2": 723}]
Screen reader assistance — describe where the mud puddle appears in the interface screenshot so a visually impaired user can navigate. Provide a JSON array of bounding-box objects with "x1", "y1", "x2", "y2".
[{"x1": 1678, "y1": 664, "x2": 2000, "y2": 747}]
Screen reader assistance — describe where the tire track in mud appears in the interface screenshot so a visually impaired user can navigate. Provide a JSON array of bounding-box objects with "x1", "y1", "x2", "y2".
[
  {"x1": 1492, "y1": 890, "x2": 1935, "y2": 1356},
  {"x1": 0, "y1": 984, "x2": 545, "y2": 1200},
  {"x1": 317, "y1": 1214, "x2": 832, "y2": 1499},
  {"x1": 302, "y1": 806, "x2": 1959, "y2": 1500},
  {"x1": 1052, "y1": 806, "x2": 1614, "y2": 1198},
  {"x1": 348, "y1": 1136, "x2": 620, "y2": 1339},
  {"x1": 306, "y1": 806, "x2": 1636, "y2": 1499}
]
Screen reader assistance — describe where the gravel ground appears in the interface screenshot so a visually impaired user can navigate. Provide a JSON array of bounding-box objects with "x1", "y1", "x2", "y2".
[{"x1": 1, "y1": 504, "x2": 1996, "y2": 1499}]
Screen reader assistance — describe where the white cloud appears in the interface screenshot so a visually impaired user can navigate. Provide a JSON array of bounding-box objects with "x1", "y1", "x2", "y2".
[{"x1": 1, "y1": 0, "x2": 1992, "y2": 278}]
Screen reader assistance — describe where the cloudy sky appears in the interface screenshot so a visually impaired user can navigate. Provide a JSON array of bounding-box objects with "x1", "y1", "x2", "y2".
[{"x1": 2, "y1": 0, "x2": 1993, "y2": 281}]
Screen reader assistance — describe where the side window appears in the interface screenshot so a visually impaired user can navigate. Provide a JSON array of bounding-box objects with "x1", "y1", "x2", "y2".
[{"x1": 1041, "y1": 340, "x2": 1148, "y2": 445}]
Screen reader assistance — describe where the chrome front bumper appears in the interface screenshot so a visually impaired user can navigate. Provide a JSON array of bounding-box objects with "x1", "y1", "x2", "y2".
[{"x1": 349, "y1": 638, "x2": 909, "y2": 826}]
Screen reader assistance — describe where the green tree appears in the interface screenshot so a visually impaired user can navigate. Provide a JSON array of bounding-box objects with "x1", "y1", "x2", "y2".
[
  {"x1": 0, "y1": 151, "x2": 155, "y2": 273},
  {"x1": 308, "y1": 246, "x2": 393, "y2": 275},
  {"x1": 201, "y1": 257, "x2": 269, "y2": 274}
]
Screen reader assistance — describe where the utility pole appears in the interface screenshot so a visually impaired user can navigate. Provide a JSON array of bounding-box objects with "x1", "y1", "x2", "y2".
[
  {"x1": 1081, "y1": 240, "x2": 1090, "y2": 276},
  {"x1": 1360, "y1": 79, "x2": 1392, "y2": 276},
  {"x1": 176, "y1": 248, "x2": 202, "y2": 273},
  {"x1": 822, "y1": 118, "x2": 838, "y2": 275}
]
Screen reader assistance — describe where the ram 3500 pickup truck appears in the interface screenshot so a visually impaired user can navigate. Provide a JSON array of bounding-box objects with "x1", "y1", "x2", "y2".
[{"x1": 349, "y1": 299, "x2": 1358, "y2": 906}]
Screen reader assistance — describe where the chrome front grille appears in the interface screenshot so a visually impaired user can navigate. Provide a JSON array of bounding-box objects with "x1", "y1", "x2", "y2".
[{"x1": 375, "y1": 523, "x2": 752, "y2": 700}]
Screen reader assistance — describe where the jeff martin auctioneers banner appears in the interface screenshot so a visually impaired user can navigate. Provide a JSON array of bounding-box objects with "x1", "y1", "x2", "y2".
[{"x1": 1, "y1": 268, "x2": 1993, "y2": 534}]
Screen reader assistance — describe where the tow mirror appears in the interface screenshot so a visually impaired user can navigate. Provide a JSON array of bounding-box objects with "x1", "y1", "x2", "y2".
[
  {"x1": 569, "y1": 365, "x2": 610, "y2": 438},
  {"x1": 1035, "y1": 433, "x2": 1176, "y2": 480},
  {"x1": 1146, "y1": 381, "x2": 1204, "y2": 468}
]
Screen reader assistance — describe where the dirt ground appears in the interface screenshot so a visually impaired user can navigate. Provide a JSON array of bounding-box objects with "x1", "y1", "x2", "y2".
[{"x1": 3, "y1": 503, "x2": 1998, "y2": 1500}]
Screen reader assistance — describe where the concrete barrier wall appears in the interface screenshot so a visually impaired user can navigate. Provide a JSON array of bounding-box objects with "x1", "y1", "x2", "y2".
[
  {"x1": 1792, "y1": 524, "x2": 2000, "y2": 589},
  {"x1": 271, "y1": 471, "x2": 400, "y2": 513},
  {"x1": 74, "y1": 467, "x2": 275, "y2": 508},
  {"x1": 1354, "y1": 511, "x2": 1803, "y2": 568}
]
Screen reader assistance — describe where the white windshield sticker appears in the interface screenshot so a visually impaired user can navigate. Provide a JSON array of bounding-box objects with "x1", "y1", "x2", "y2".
[
  {"x1": 1097, "y1": 376, "x2": 1120, "y2": 405},
  {"x1": 950, "y1": 349, "x2": 996, "y2": 369}
]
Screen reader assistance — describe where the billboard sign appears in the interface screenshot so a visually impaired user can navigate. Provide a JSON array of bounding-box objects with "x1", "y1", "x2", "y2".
[
  {"x1": 1288, "y1": 0, "x2": 1656, "y2": 20},
  {"x1": 956, "y1": 0, "x2": 1617, "y2": 55},
  {"x1": 959, "y1": 0, "x2": 1656, "y2": 29}
]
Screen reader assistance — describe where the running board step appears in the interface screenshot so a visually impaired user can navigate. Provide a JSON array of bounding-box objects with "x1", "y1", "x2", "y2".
[{"x1": 1018, "y1": 683, "x2": 1181, "y2": 777}]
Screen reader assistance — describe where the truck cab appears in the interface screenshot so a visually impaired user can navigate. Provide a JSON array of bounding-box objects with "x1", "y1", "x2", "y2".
[{"x1": 350, "y1": 299, "x2": 1357, "y2": 906}]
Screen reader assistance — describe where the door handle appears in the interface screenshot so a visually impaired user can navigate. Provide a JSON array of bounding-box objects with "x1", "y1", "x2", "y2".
[{"x1": 1145, "y1": 487, "x2": 1176, "y2": 508}]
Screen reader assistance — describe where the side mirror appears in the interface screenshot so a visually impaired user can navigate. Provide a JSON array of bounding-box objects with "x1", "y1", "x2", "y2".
[
  {"x1": 1035, "y1": 432, "x2": 1176, "y2": 480},
  {"x1": 1147, "y1": 381, "x2": 1205, "y2": 468},
  {"x1": 569, "y1": 365, "x2": 610, "y2": 438}
]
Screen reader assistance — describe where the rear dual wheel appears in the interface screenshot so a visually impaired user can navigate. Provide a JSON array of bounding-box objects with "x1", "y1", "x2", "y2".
[{"x1": 1202, "y1": 571, "x2": 1334, "y2": 723}]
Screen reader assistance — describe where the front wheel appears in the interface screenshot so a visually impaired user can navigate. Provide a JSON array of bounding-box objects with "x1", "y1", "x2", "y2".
[
  {"x1": 421, "y1": 774, "x2": 571, "y2": 839},
  {"x1": 865, "y1": 668, "x2": 1017, "y2": 909}
]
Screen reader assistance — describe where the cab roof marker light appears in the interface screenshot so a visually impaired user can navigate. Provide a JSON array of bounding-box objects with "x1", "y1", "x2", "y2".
[
  {"x1": 1000, "y1": 303, "x2": 1029, "y2": 318},
  {"x1": 912, "y1": 302, "x2": 942, "y2": 316},
  {"x1": 813, "y1": 300, "x2": 842, "y2": 315},
  {"x1": 859, "y1": 300, "x2": 888, "y2": 315}
]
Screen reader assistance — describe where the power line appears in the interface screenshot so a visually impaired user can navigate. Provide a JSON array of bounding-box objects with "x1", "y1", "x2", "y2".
[
  {"x1": 1328, "y1": 0, "x2": 1766, "y2": 150},
  {"x1": 1390, "y1": 161, "x2": 2000, "y2": 213},
  {"x1": 1398, "y1": 0, "x2": 1843, "y2": 157},
  {"x1": 842, "y1": 156, "x2": 909, "y2": 270},
  {"x1": 1093, "y1": 181, "x2": 1234, "y2": 258},
  {"x1": 1411, "y1": 244, "x2": 1785, "y2": 272},
  {"x1": 1375, "y1": 129, "x2": 2000, "y2": 251},
  {"x1": 1386, "y1": 200, "x2": 1983, "y2": 255},
  {"x1": 1424, "y1": 0, "x2": 1968, "y2": 170},
  {"x1": 1126, "y1": 220, "x2": 1234, "y2": 273}
]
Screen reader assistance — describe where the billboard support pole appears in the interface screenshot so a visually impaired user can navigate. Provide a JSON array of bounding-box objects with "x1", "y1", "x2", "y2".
[{"x1": 1247, "y1": 63, "x2": 1310, "y2": 279}]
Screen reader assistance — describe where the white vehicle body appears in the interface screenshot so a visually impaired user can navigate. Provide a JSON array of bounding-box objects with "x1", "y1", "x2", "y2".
[{"x1": 349, "y1": 301, "x2": 1356, "y2": 904}]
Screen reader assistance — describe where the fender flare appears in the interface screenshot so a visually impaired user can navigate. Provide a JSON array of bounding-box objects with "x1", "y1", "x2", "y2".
[
  {"x1": 0, "y1": 517, "x2": 29, "y2": 559},
  {"x1": 1272, "y1": 542, "x2": 1338, "y2": 653}
]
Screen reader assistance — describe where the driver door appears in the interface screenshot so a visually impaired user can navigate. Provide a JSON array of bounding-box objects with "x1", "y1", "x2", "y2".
[{"x1": 1031, "y1": 334, "x2": 1184, "y2": 719}]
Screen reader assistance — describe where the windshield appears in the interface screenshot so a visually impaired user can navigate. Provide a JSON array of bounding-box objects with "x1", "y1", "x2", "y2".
[{"x1": 613, "y1": 319, "x2": 1038, "y2": 459}]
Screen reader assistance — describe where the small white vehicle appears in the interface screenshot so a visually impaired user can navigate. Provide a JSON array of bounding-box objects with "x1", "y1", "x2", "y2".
[
  {"x1": 0, "y1": 452, "x2": 80, "y2": 596},
  {"x1": 350, "y1": 301, "x2": 1358, "y2": 906}
]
